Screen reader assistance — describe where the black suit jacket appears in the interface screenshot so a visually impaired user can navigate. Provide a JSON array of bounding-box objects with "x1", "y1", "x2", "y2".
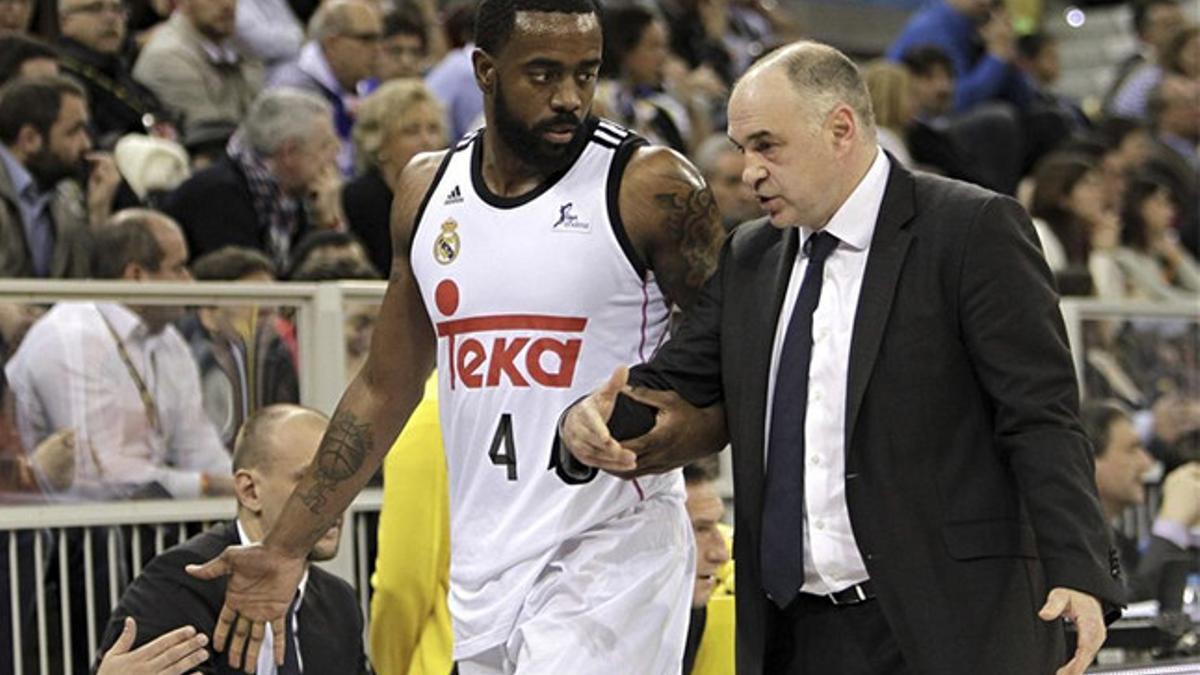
[
  {"x1": 94, "y1": 522, "x2": 369, "y2": 674},
  {"x1": 163, "y1": 155, "x2": 312, "y2": 263},
  {"x1": 629, "y1": 160, "x2": 1124, "y2": 674}
]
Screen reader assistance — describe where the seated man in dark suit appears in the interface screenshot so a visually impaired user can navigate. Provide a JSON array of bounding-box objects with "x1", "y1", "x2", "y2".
[
  {"x1": 94, "y1": 404, "x2": 370, "y2": 674},
  {"x1": 1083, "y1": 400, "x2": 1200, "y2": 605}
]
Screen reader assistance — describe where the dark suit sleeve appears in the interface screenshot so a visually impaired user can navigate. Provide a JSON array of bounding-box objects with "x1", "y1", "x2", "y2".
[
  {"x1": 94, "y1": 547, "x2": 222, "y2": 674},
  {"x1": 627, "y1": 234, "x2": 729, "y2": 406},
  {"x1": 956, "y1": 195, "x2": 1125, "y2": 610}
]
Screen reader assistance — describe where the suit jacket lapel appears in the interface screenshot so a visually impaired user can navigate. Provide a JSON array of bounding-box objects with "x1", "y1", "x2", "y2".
[{"x1": 845, "y1": 162, "x2": 916, "y2": 456}]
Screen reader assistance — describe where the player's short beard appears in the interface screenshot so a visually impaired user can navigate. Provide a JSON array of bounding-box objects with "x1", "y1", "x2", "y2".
[{"x1": 492, "y1": 79, "x2": 588, "y2": 175}]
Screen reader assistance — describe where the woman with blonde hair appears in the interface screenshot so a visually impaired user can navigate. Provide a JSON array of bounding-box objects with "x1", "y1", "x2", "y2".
[
  {"x1": 862, "y1": 60, "x2": 915, "y2": 166},
  {"x1": 343, "y1": 78, "x2": 446, "y2": 275}
]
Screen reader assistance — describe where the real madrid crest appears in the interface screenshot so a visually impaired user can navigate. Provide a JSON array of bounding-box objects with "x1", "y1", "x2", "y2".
[{"x1": 434, "y1": 219, "x2": 460, "y2": 265}]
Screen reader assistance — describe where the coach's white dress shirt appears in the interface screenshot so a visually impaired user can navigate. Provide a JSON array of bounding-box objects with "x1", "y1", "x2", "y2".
[{"x1": 764, "y1": 148, "x2": 890, "y2": 595}]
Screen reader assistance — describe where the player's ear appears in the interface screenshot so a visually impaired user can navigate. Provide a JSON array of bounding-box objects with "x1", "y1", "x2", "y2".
[{"x1": 473, "y1": 48, "x2": 497, "y2": 94}]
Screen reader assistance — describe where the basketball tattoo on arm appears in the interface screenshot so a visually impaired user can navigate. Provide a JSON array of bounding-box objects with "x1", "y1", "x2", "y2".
[{"x1": 298, "y1": 412, "x2": 373, "y2": 518}]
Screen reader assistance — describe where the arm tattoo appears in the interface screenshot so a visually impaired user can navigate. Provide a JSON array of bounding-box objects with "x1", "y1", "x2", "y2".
[
  {"x1": 653, "y1": 184, "x2": 721, "y2": 294},
  {"x1": 297, "y1": 412, "x2": 372, "y2": 516}
]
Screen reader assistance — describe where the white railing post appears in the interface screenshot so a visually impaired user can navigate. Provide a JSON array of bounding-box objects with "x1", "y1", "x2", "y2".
[{"x1": 299, "y1": 283, "x2": 349, "y2": 415}]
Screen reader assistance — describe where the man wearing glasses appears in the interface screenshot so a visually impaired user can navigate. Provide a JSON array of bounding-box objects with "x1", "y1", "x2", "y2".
[
  {"x1": 269, "y1": 0, "x2": 383, "y2": 177},
  {"x1": 57, "y1": 0, "x2": 175, "y2": 147}
]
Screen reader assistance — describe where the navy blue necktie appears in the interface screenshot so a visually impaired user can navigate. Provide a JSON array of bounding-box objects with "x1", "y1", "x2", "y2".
[
  {"x1": 279, "y1": 593, "x2": 301, "y2": 675},
  {"x1": 761, "y1": 231, "x2": 839, "y2": 608}
]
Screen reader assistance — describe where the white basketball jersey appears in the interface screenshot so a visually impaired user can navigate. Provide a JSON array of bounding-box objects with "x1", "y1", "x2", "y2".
[{"x1": 409, "y1": 118, "x2": 683, "y2": 658}]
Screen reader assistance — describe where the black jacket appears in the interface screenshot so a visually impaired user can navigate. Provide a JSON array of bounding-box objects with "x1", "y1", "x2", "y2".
[
  {"x1": 627, "y1": 159, "x2": 1124, "y2": 674},
  {"x1": 57, "y1": 37, "x2": 171, "y2": 147},
  {"x1": 94, "y1": 521, "x2": 370, "y2": 674},
  {"x1": 342, "y1": 167, "x2": 393, "y2": 276}
]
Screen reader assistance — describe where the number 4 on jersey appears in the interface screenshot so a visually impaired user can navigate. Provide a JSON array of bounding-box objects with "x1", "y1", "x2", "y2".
[{"x1": 489, "y1": 413, "x2": 518, "y2": 481}]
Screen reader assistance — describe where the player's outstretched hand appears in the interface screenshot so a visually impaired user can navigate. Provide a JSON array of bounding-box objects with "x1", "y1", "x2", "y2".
[
  {"x1": 185, "y1": 543, "x2": 306, "y2": 673},
  {"x1": 561, "y1": 366, "x2": 638, "y2": 473},
  {"x1": 96, "y1": 617, "x2": 209, "y2": 675}
]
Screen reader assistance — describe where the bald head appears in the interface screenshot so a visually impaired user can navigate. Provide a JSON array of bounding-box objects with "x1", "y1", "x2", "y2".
[
  {"x1": 233, "y1": 405, "x2": 330, "y2": 473},
  {"x1": 737, "y1": 41, "x2": 876, "y2": 140}
]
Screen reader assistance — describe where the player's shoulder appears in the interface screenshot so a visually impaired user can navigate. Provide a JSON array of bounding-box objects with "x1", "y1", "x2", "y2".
[
  {"x1": 620, "y1": 144, "x2": 705, "y2": 196},
  {"x1": 391, "y1": 148, "x2": 455, "y2": 245}
]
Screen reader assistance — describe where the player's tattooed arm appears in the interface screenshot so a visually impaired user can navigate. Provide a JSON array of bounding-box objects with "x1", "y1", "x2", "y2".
[
  {"x1": 621, "y1": 147, "x2": 724, "y2": 310},
  {"x1": 296, "y1": 412, "x2": 373, "y2": 521}
]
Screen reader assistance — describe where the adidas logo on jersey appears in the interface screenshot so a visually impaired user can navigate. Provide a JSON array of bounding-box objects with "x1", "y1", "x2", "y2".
[
  {"x1": 433, "y1": 279, "x2": 586, "y2": 390},
  {"x1": 552, "y1": 202, "x2": 589, "y2": 233},
  {"x1": 444, "y1": 185, "x2": 464, "y2": 205}
]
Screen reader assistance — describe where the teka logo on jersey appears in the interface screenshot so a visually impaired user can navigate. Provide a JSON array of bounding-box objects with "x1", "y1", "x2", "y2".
[{"x1": 434, "y1": 279, "x2": 586, "y2": 390}]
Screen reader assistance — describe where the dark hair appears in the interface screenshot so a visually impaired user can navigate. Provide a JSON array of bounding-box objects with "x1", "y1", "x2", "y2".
[
  {"x1": 0, "y1": 75, "x2": 86, "y2": 145},
  {"x1": 475, "y1": 0, "x2": 599, "y2": 56},
  {"x1": 1030, "y1": 152, "x2": 1098, "y2": 266},
  {"x1": 1054, "y1": 136, "x2": 1108, "y2": 162},
  {"x1": 384, "y1": 7, "x2": 427, "y2": 48},
  {"x1": 1120, "y1": 172, "x2": 1174, "y2": 251},
  {"x1": 443, "y1": 2, "x2": 476, "y2": 48},
  {"x1": 0, "y1": 34, "x2": 57, "y2": 86},
  {"x1": 291, "y1": 255, "x2": 381, "y2": 282},
  {"x1": 1016, "y1": 32, "x2": 1054, "y2": 61},
  {"x1": 600, "y1": 4, "x2": 657, "y2": 78},
  {"x1": 1081, "y1": 400, "x2": 1131, "y2": 458},
  {"x1": 191, "y1": 246, "x2": 276, "y2": 281},
  {"x1": 1132, "y1": 0, "x2": 1180, "y2": 37},
  {"x1": 90, "y1": 210, "x2": 166, "y2": 279},
  {"x1": 899, "y1": 44, "x2": 954, "y2": 78},
  {"x1": 1095, "y1": 116, "x2": 1147, "y2": 151},
  {"x1": 285, "y1": 230, "x2": 372, "y2": 278},
  {"x1": 683, "y1": 455, "x2": 721, "y2": 485}
]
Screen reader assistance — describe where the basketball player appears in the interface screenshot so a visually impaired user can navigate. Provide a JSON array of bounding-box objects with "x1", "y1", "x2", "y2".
[{"x1": 186, "y1": 1, "x2": 725, "y2": 673}]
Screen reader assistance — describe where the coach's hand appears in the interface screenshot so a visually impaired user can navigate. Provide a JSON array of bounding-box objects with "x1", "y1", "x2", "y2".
[
  {"x1": 1039, "y1": 587, "x2": 1106, "y2": 675},
  {"x1": 97, "y1": 617, "x2": 208, "y2": 675},
  {"x1": 616, "y1": 386, "x2": 727, "y2": 479},
  {"x1": 185, "y1": 543, "x2": 305, "y2": 673},
  {"x1": 561, "y1": 366, "x2": 638, "y2": 473}
]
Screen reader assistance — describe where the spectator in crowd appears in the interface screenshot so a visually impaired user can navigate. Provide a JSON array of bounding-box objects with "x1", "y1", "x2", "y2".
[
  {"x1": 163, "y1": 88, "x2": 343, "y2": 270},
  {"x1": 4, "y1": 209, "x2": 235, "y2": 500},
  {"x1": 1145, "y1": 74, "x2": 1200, "y2": 256},
  {"x1": 0, "y1": 76, "x2": 123, "y2": 278},
  {"x1": 234, "y1": 0, "x2": 305, "y2": 78},
  {"x1": 56, "y1": 0, "x2": 175, "y2": 148},
  {"x1": 344, "y1": 78, "x2": 445, "y2": 275},
  {"x1": 1110, "y1": 23, "x2": 1199, "y2": 122},
  {"x1": 1113, "y1": 172, "x2": 1200, "y2": 301},
  {"x1": 181, "y1": 118, "x2": 238, "y2": 171},
  {"x1": 425, "y1": 1, "x2": 480, "y2": 141},
  {"x1": 270, "y1": 0, "x2": 383, "y2": 177},
  {"x1": 1096, "y1": 116, "x2": 1153, "y2": 210},
  {"x1": 1105, "y1": 0, "x2": 1184, "y2": 114},
  {"x1": 658, "y1": 0, "x2": 736, "y2": 86},
  {"x1": 179, "y1": 246, "x2": 300, "y2": 448},
  {"x1": 284, "y1": 229, "x2": 375, "y2": 280},
  {"x1": 377, "y1": 8, "x2": 429, "y2": 81},
  {"x1": 887, "y1": 0, "x2": 1031, "y2": 113},
  {"x1": 900, "y1": 44, "x2": 954, "y2": 122},
  {"x1": 692, "y1": 133, "x2": 759, "y2": 232},
  {"x1": 598, "y1": 4, "x2": 702, "y2": 153},
  {"x1": 96, "y1": 404, "x2": 371, "y2": 674},
  {"x1": 1016, "y1": 32, "x2": 1088, "y2": 131},
  {"x1": 0, "y1": 34, "x2": 59, "y2": 84},
  {"x1": 1083, "y1": 401, "x2": 1200, "y2": 604},
  {"x1": 1029, "y1": 151, "x2": 1120, "y2": 295},
  {"x1": 132, "y1": 0, "x2": 264, "y2": 137},
  {"x1": 862, "y1": 60, "x2": 916, "y2": 167},
  {"x1": 290, "y1": 254, "x2": 381, "y2": 380},
  {"x1": 682, "y1": 456, "x2": 733, "y2": 675},
  {"x1": 0, "y1": 0, "x2": 34, "y2": 31}
]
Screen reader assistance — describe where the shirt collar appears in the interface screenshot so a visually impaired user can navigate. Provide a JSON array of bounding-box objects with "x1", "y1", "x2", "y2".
[
  {"x1": 0, "y1": 145, "x2": 37, "y2": 202},
  {"x1": 299, "y1": 41, "x2": 347, "y2": 97},
  {"x1": 236, "y1": 519, "x2": 311, "y2": 599},
  {"x1": 800, "y1": 147, "x2": 890, "y2": 254}
]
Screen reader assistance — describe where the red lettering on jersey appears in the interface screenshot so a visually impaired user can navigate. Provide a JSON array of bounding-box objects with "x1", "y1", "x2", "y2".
[
  {"x1": 526, "y1": 338, "x2": 582, "y2": 387},
  {"x1": 487, "y1": 337, "x2": 530, "y2": 387},
  {"x1": 434, "y1": 279, "x2": 588, "y2": 390}
]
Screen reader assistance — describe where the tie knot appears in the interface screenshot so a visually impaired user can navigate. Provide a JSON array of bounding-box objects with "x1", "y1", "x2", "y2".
[{"x1": 804, "y1": 232, "x2": 838, "y2": 264}]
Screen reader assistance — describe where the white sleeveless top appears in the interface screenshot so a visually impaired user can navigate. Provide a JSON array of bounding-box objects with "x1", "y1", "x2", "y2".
[{"x1": 408, "y1": 118, "x2": 682, "y2": 657}]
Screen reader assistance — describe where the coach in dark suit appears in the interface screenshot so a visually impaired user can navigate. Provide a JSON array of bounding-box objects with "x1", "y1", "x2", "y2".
[
  {"x1": 94, "y1": 406, "x2": 370, "y2": 674},
  {"x1": 561, "y1": 42, "x2": 1124, "y2": 675}
]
